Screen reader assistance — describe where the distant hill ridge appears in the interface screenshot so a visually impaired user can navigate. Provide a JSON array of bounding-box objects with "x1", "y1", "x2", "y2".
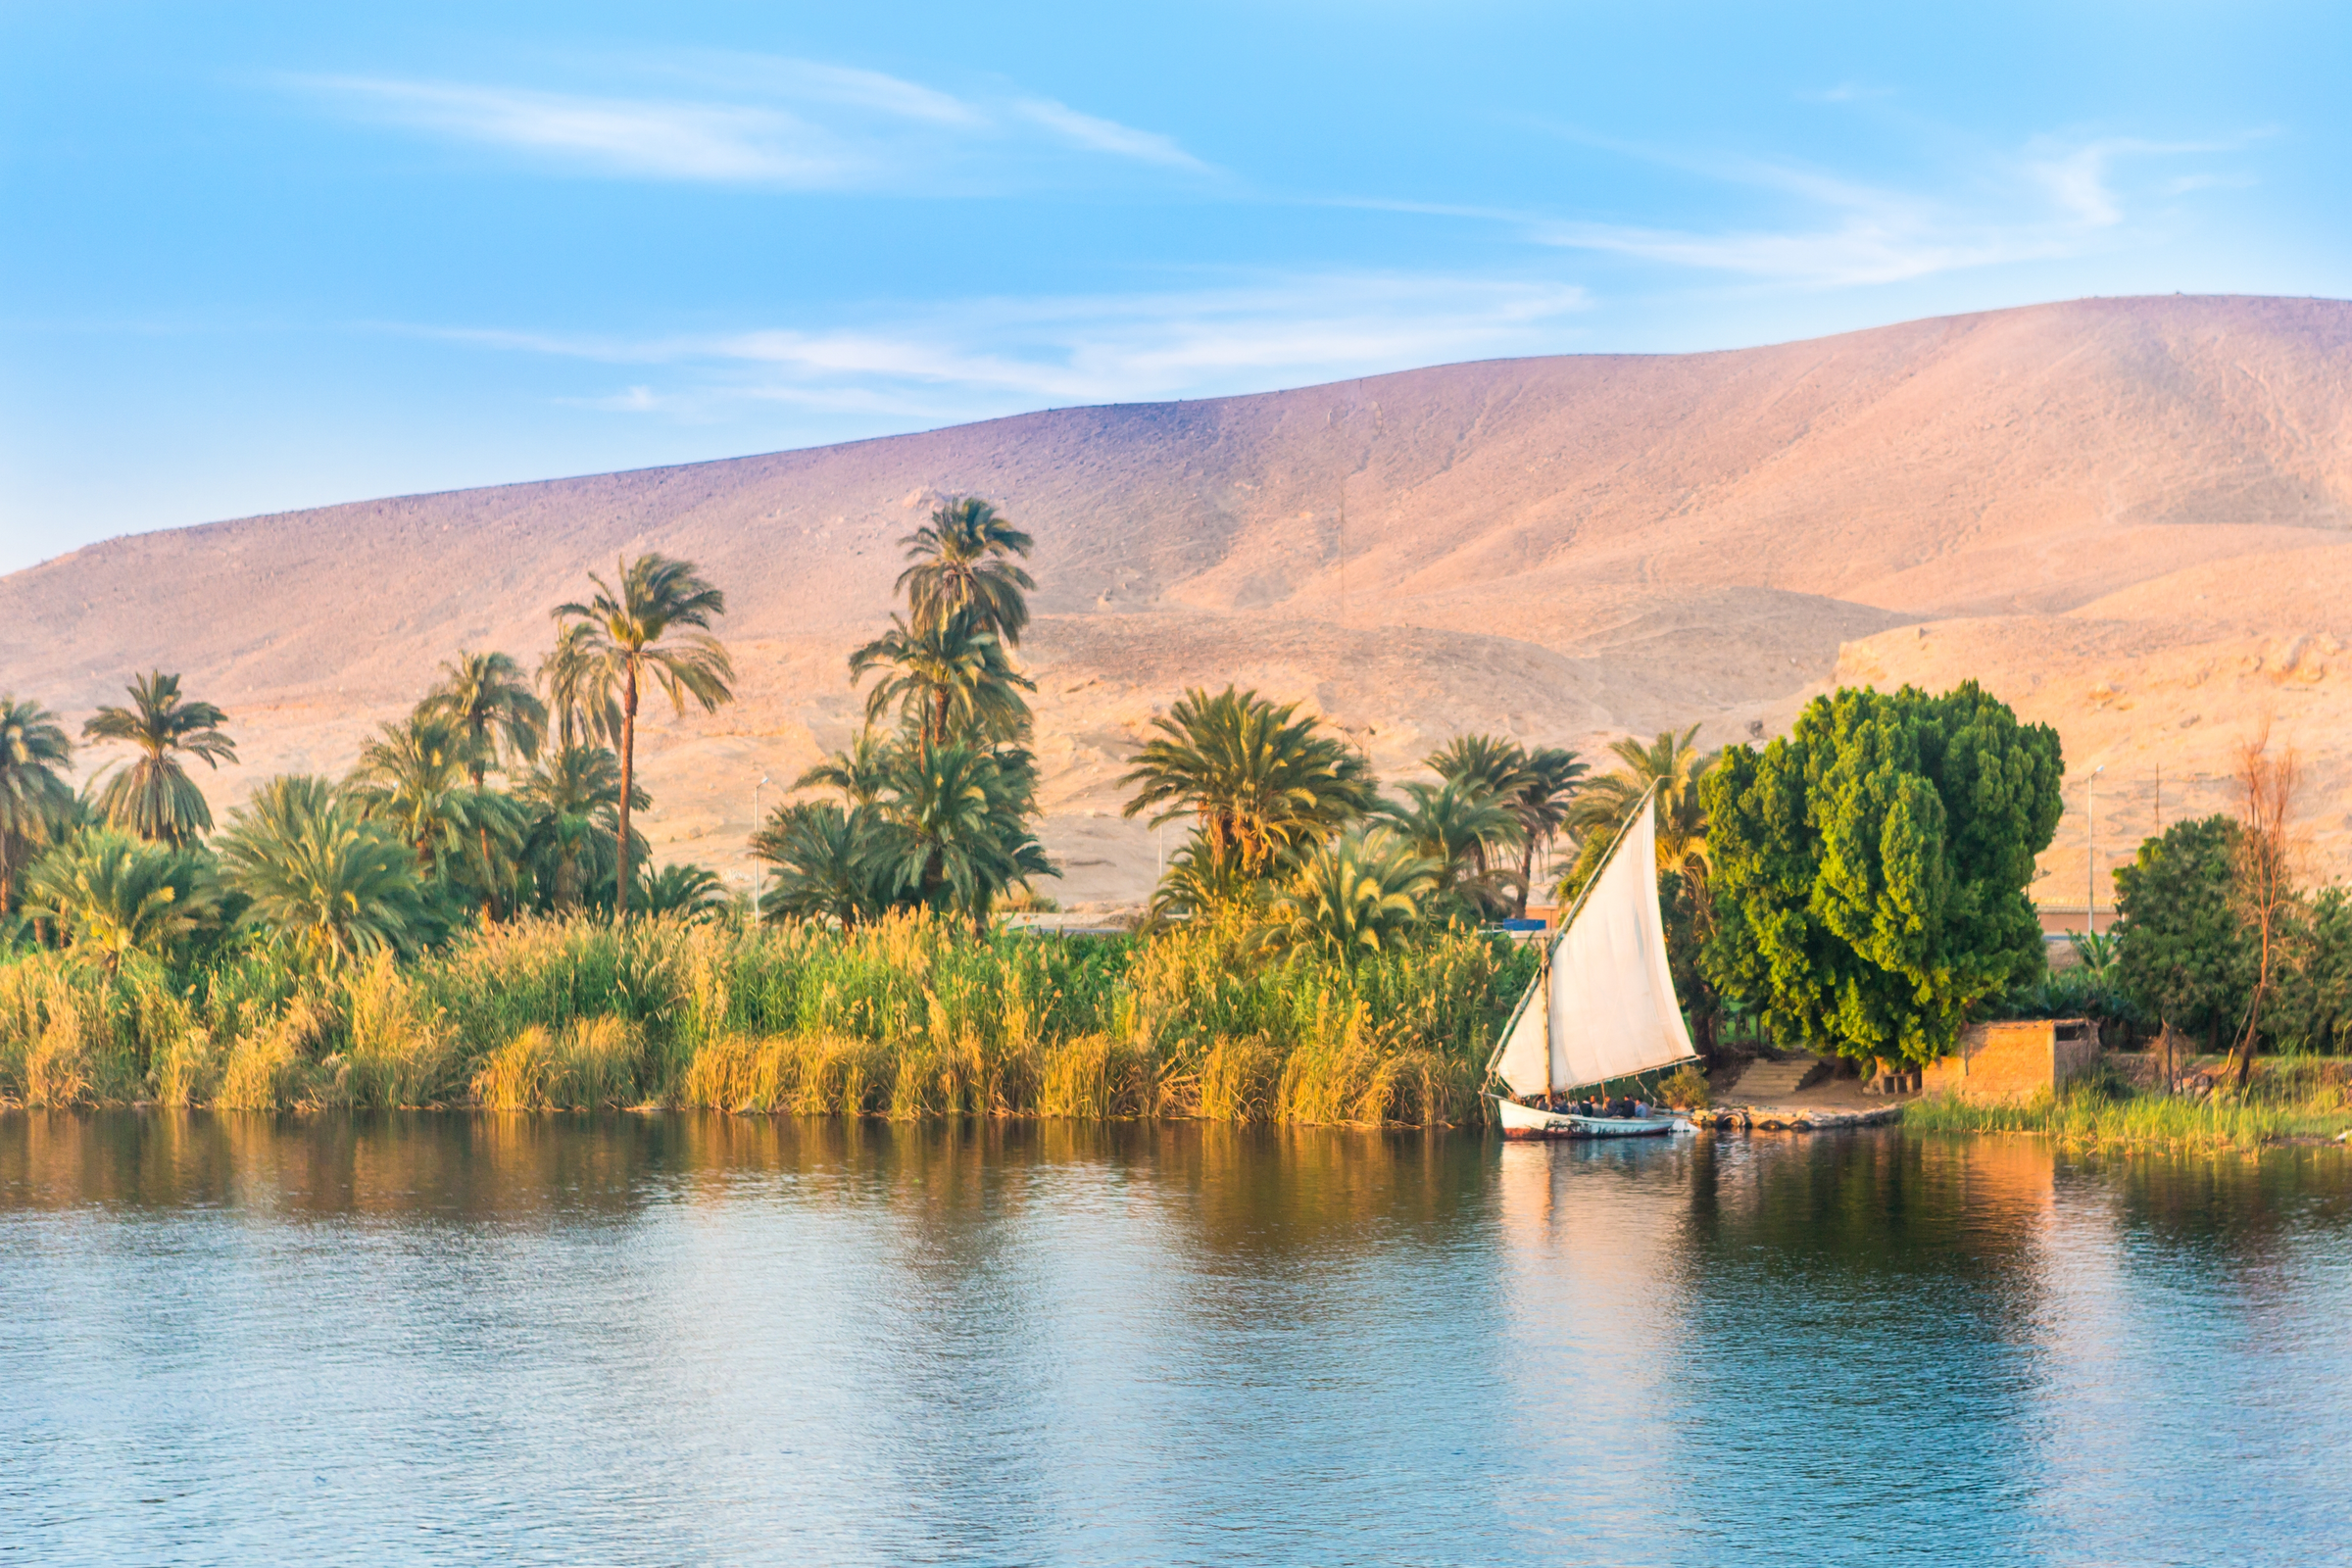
[{"x1": 9, "y1": 294, "x2": 2352, "y2": 907}]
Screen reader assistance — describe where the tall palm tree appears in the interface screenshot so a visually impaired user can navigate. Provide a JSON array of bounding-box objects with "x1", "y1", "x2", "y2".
[
  {"x1": 216, "y1": 775, "x2": 428, "y2": 967},
  {"x1": 1507, "y1": 748, "x2": 1587, "y2": 916},
  {"x1": 348, "y1": 712, "x2": 523, "y2": 891},
  {"x1": 1381, "y1": 778, "x2": 1526, "y2": 919},
  {"x1": 1558, "y1": 724, "x2": 1715, "y2": 905},
  {"x1": 422, "y1": 651, "x2": 546, "y2": 788},
  {"x1": 1119, "y1": 686, "x2": 1375, "y2": 879},
  {"x1": 516, "y1": 744, "x2": 645, "y2": 911},
  {"x1": 553, "y1": 555, "x2": 735, "y2": 916},
  {"x1": 1426, "y1": 735, "x2": 1588, "y2": 915},
  {"x1": 21, "y1": 828, "x2": 221, "y2": 975},
  {"x1": 539, "y1": 620, "x2": 624, "y2": 752},
  {"x1": 421, "y1": 651, "x2": 546, "y2": 917},
  {"x1": 897, "y1": 496, "x2": 1037, "y2": 645},
  {"x1": 850, "y1": 611, "x2": 1035, "y2": 748},
  {"x1": 81, "y1": 671, "x2": 237, "y2": 848},
  {"x1": 0, "y1": 697, "x2": 74, "y2": 913}
]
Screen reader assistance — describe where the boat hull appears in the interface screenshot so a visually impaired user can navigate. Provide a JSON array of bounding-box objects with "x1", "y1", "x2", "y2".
[{"x1": 1492, "y1": 1096, "x2": 1683, "y2": 1139}]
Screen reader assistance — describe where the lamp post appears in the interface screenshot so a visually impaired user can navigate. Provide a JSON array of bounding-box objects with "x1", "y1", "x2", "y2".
[{"x1": 2085, "y1": 764, "x2": 2105, "y2": 934}]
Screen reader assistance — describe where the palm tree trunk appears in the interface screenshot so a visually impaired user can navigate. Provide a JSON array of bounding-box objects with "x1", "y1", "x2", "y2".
[
  {"x1": 615, "y1": 664, "x2": 639, "y2": 918},
  {"x1": 471, "y1": 761, "x2": 498, "y2": 921}
]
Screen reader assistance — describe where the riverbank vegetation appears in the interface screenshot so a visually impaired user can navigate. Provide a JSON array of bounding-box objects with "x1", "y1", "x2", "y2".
[
  {"x1": 0, "y1": 907, "x2": 1534, "y2": 1119},
  {"x1": 7, "y1": 489, "x2": 2352, "y2": 1138},
  {"x1": 1904, "y1": 1057, "x2": 2352, "y2": 1152}
]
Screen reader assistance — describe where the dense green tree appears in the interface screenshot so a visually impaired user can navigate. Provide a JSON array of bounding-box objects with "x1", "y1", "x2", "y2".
[
  {"x1": 1120, "y1": 687, "x2": 1376, "y2": 886},
  {"x1": 21, "y1": 828, "x2": 220, "y2": 973},
  {"x1": 2278, "y1": 885, "x2": 2352, "y2": 1054},
  {"x1": 896, "y1": 496, "x2": 1037, "y2": 646},
  {"x1": 216, "y1": 775, "x2": 430, "y2": 966},
  {"x1": 0, "y1": 696, "x2": 74, "y2": 914},
  {"x1": 1380, "y1": 778, "x2": 1525, "y2": 919},
  {"x1": 1701, "y1": 682, "x2": 2064, "y2": 1068},
  {"x1": 2111, "y1": 815, "x2": 2255, "y2": 1055},
  {"x1": 554, "y1": 555, "x2": 735, "y2": 916},
  {"x1": 850, "y1": 611, "x2": 1035, "y2": 748},
  {"x1": 81, "y1": 671, "x2": 237, "y2": 848},
  {"x1": 1257, "y1": 828, "x2": 1440, "y2": 962}
]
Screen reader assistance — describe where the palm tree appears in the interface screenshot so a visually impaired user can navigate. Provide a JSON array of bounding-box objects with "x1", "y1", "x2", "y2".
[
  {"x1": 421, "y1": 651, "x2": 546, "y2": 917},
  {"x1": 1147, "y1": 829, "x2": 1263, "y2": 924},
  {"x1": 1558, "y1": 725, "x2": 1715, "y2": 905},
  {"x1": 539, "y1": 620, "x2": 623, "y2": 752},
  {"x1": 216, "y1": 775, "x2": 429, "y2": 967},
  {"x1": 790, "y1": 726, "x2": 897, "y2": 808},
  {"x1": 422, "y1": 651, "x2": 546, "y2": 787},
  {"x1": 1425, "y1": 734, "x2": 1533, "y2": 799},
  {"x1": 637, "y1": 861, "x2": 732, "y2": 923},
  {"x1": 1257, "y1": 828, "x2": 1440, "y2": 963},
  {"x1": 0, "y1": 697, "x2": 74, "y2": 914},
  {"x1": 897, "y1": 496, "x2": 1037, "y2": 645},
  {"x1": 348, "y1": 712, "x2": 524, "y2": 892},
  {"x1": 1119, "y1": 686, "x2": 1376, "y2": 880},
  {"x1": 21, "y1": 828, "x2": 220, "y2": 974},
  {"x1": 755, "y1": 800, "x2": 885, "y2": 927},
  {"x1": 850, "y1": 611, "x2": 1035, "y2": 748},
  {"x1": 866, "y1": 741, "x2": 1055, "y2": 932},
  {"x1": 81, "y1": 671, "x2": 237, "y2": 848},
  {"x1": 553, "y1": 555, "x2": 736, "y2": 916},
  {"x1": 1426, "y1": 735, "x2": 1588, "y2": 915},
  {"x1": 1381, "y1": 778, "x2": 1526, "y2": 919},
  {"x1": 516, "y1": 745, "x2": 645, "y2": 911}
]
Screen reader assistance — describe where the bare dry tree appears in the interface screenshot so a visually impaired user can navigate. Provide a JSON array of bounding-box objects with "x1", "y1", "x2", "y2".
[{"x1": 2228, "y1": 722, "x2": 2304, "y2": 1091}]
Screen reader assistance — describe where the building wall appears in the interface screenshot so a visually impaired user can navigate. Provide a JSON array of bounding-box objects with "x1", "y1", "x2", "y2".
[{"x1": 1920, "y1": 1019, "x2": 2099, "y2": 1101}]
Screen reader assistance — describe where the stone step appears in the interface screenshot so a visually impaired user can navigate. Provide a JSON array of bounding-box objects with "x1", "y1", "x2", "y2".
[{"x1": 1730, "y1": 1057, "x2": 1821, "y2": 1102}]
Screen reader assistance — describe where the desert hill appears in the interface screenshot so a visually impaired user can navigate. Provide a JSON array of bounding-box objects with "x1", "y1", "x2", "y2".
[{"x1": 7, "y1": 293, "x2": 2351, "y2": 911}]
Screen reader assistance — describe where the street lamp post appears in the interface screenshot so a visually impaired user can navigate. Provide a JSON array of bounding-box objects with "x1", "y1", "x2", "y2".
[{"x1": 2086, "y1": 763, "x2": 2106, "y2": 934}]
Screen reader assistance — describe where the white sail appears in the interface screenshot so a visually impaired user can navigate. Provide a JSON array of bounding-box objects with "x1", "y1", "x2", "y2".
[
  {"x1": 1491, "y1": 971, "x2": 1550, "y2": 1098},
  {"x1": 1546, "y1": 802, "x2": 1696, "y2": 1090}
]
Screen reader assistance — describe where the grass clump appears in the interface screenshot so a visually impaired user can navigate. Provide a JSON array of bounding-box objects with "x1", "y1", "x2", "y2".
[{"x1": 1904, "y1": 1058, "x2": 2352, "y2": 1152}]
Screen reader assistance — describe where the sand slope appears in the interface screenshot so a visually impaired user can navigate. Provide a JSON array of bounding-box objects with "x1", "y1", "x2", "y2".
[{"x1": 7, "y1": 294, "x2": 2349, "y2": 909}]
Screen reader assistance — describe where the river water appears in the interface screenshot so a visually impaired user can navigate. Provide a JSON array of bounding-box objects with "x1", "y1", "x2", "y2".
[{"x1": 2, "y1": 1113, "x2": 2346, "y2": 1566}]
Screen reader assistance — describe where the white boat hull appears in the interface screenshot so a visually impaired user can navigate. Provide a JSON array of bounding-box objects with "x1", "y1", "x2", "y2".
[{"x1": 1492, "y1": 1095, "x2": 1684, "y2": 1139}]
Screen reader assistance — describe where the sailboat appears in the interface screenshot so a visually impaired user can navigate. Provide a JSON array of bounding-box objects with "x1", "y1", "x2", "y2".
[{"x1": 1486, "y1": 784, "x2": 1698, "y2": 1138}]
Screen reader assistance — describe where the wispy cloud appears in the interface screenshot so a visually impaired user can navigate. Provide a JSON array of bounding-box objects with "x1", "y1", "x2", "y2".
[
  {"x1": 1014, "y1": 98, "x2": 1204, "y2": 170},
  {"x1": 1483, "y1": 122, "x2": 2263, "y2": 287},
  {"x1": 291, "y1": 54, "x2": 1210, "y2": 189},
  {"x1": 405, "y1": 273, "x2": 1591, "y2": 421}
]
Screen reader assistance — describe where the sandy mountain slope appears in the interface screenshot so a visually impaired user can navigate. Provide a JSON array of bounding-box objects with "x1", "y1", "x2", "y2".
[{"x1": 6, "y1": 294, "x2": 2350, "y2": 912}]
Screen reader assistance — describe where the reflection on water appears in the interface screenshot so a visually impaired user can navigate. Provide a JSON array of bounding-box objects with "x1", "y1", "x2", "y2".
[{"x1": 2, "y1": 1113, "x2": 2346, "y2": 1566}]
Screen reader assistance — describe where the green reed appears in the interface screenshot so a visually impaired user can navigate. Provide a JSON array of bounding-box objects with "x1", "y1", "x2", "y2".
[
  {"x1": 1904, "y1": 1059, "x2": 2352, "y2": 1152},
  {"x1": 0, "y1": 909, "x2": 1533, "y2": 1124}
]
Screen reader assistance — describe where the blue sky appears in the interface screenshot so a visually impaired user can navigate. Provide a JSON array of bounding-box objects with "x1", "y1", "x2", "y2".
[{"x1": 4, "y1": 1, "x2": 2343, "y2": 572}]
